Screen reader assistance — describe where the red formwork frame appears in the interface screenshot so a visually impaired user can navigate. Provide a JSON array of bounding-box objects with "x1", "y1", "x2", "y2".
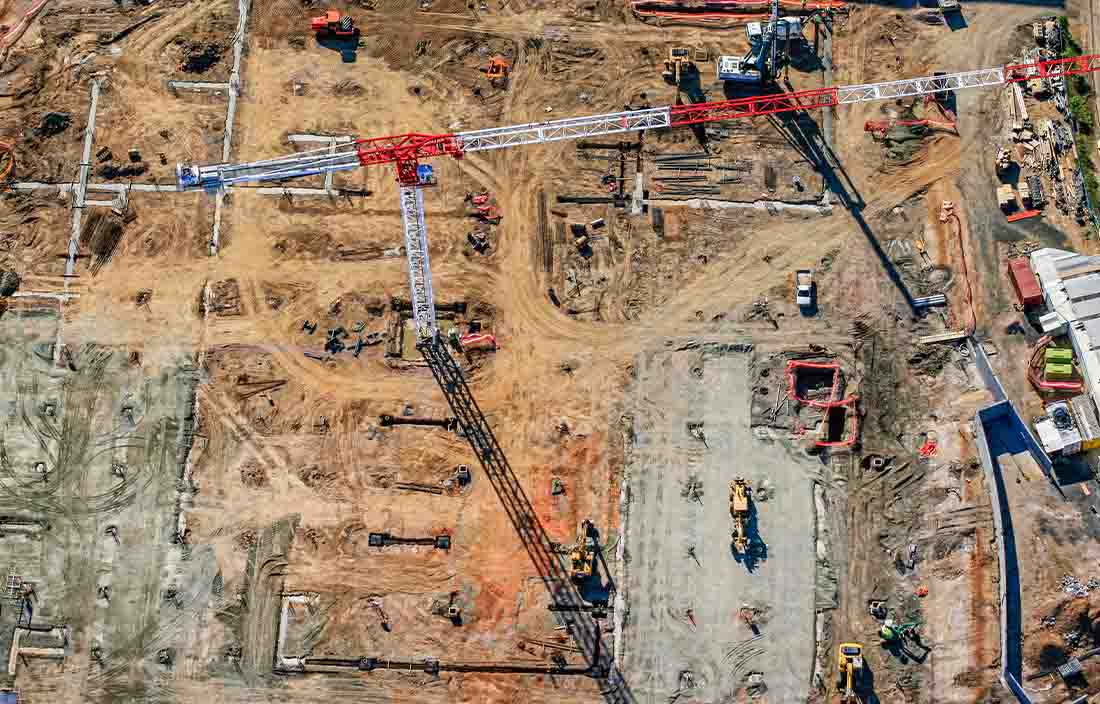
[{"x1": 785, "y1": 360, "x2": 860, "y2": 448}]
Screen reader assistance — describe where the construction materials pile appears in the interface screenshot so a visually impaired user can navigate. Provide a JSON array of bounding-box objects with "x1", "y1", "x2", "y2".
[
  {"x1": 80, "y1": 209, "x2": 126, "y2": 274},
  {"x1": 994, "y1": 34, "x2": 1093, "y2": 220},
  {"x1": 879, "y1": 122, "x2": 932, "y2": 161},
  {"x1": 0, "y1": 270, "x2": 20, "y2": 297},
  {"x1": 208, "y1": 279, "x2": 243, "y2": 317}
]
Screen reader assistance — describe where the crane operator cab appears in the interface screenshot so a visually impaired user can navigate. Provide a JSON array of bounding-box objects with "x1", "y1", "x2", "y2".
[{"x1": 176, "y1": 163, "x2": 217, "y2": 190}]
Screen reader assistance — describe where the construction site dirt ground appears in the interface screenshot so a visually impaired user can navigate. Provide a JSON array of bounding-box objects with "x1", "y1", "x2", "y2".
[{"x1": 1, "y1": 0, "x2": 1099, "y2": 702}]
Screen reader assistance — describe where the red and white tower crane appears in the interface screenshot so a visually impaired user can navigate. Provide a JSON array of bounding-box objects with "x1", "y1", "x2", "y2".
[
  {"x1": 176, "y1": 53, "x2": 1100, "y2": 342},
  {"x1": 170, "y1": 54, "x2": 1100, "y2": 691}
]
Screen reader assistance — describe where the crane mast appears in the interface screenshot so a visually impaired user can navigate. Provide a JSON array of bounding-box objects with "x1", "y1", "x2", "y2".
[{"x1": 399, "y1": 184, "x2": 437, "y2": 339}]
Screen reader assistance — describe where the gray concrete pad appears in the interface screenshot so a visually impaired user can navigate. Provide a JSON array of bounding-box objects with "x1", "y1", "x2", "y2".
[{"x1": 622, "y1": 341, "x2": 817, "y2": 703}]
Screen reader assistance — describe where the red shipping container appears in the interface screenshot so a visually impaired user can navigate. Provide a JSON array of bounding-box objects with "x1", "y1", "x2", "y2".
[{"x1": 1008, "y1": 257, "x2": 1042, "y2": 307}]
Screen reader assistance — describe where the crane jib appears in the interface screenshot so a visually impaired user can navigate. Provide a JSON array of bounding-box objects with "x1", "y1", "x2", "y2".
[{"x1": 175, "y1": 53, "x2": 1100, "y2": 191}]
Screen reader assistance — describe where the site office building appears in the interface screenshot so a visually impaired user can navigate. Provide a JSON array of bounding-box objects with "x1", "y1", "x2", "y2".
[{"x1": 1028, "y1": 248, "x2": 1100, "y2": 456}]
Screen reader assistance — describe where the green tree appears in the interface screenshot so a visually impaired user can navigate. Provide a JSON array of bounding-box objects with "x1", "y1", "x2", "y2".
[
  {"x1": 1060, "y1": 17, "x2": 1084, "y2": 57},
  {"x1": 1070, "y1": 95, "x2": 1093, "y2": 128}
]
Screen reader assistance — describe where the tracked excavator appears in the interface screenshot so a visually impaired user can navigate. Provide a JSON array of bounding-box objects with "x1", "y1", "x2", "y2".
[
  {"x1": 310, "y1": 10, "x2": 360, "y2": 38},
  {"x1": 570, "y1": 519, "x2": 596, "y2": 583},
  {"x1": 836, "y1": 642, "x2": 864, "y2": 703},
  {"x1": 729, "y1": 478, "x2": 751, "y2": 553}
]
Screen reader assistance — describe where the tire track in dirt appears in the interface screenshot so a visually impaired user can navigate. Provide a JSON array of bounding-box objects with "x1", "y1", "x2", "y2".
[{"x1": 127, "y1": 0, "x2": 233, "y2": 63}]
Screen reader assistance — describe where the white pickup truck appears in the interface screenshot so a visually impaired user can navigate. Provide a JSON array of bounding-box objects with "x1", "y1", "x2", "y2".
[{"x1": 796, "y1": 269, "x2": 814, "y2": 312}]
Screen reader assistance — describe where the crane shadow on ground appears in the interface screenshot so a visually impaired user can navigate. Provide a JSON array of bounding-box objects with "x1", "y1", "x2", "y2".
[
  {"x1": 419, "y1": 340, "x2": 636, "y2": 702},
  {"x1": 768, "y1": 108, "x2": 921, "y2": 315}
]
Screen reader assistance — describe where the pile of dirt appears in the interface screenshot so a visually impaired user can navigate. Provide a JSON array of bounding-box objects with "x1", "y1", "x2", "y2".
[
  {"x1": 208, "y1": 279, "x2": 242, "y2": 317},
  {"x1": 0, "y1": 270, "x2": 21, "y2": 297},
  {"x1": 35, "y1": 112, "x2": 71, "y2": 137},
  {"x1": 1025, "y1": 594, "x2": 1100, "y2": 669},
  {"x1": 260, "y1": 281, "x2": 307, "y2": 311},
  {"x1": 332, "y1": 80, "x2": 363, "y2": 97},
  {"x1": 298, "y1": 464, "x2": 340, "y2": 493},
  {"x1": 180, "y1": 41, "x2": 226, "y2": 74},
  {"x1": 80, "y1": 209, "x2": 125, "y2": 274},
  {"x1": 1026, "y1": 632, "x2": 1068, "y2": 669},
  {"x1": 882, "y1": 125, "x2": 930, "y2": 162},
  {"x1": 235, "y1": 529, "x2": 257, "y2": 551},
  {"x1": 906, "y1": 344, "x2": 954, "y2": 377},
  {"x1": 240, "y1": 461, "x2": 268, "y2": 488},
  {"x1": 96, "y1": 163, "x2": 148, "y2": 179}
]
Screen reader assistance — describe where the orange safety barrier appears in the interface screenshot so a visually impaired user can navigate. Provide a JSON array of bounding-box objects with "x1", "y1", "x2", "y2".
[
  {"x1": 863, "y1": 119, "x2": 957, "y2": 139},
  {"x1": 785, "y1": 360, "x2": 860, "y2": 448},
  {"x1": 1007, "y1": 209, "x2": 1041, "y2": 222},
  {"x1": 459, "y1": 333, "x2": 498, "y2": 351}
]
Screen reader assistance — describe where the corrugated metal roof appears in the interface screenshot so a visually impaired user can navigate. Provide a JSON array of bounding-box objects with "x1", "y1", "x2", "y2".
[
  {"x1": 1074, "y1": 297, "x2": 1100, "y2": 320},
  {"x1": 1054, "y1": 254, "x2": 1095, "y2": 273},
  {"x1": 1081, "y1": 318, "x2": 1100, "y2": 347},
  {"x1": 1066, "y1": 274, "x2": 1100, "y2": 300},
  {"x1": 1033, "y1": 249, "x2": 1100, "y2": 416}
]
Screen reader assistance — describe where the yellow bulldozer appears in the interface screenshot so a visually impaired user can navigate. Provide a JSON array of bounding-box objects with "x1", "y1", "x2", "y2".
[
  {"x1": 729, "y1": 478, "x2": 751, "y2": 553},
  {"x1": 836, "y1": 642, "x2": 864, "y2": 703},
  {"x1": 570, "y1": 519, "x2": 596, "y2": 583}
]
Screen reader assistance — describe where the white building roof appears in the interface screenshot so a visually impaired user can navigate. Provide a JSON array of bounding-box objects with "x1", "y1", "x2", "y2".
[
  {"x1": 1032, "y1": 248, "x2": 1100, "y2": 407},
  {"x1": 1064, "y1": 274, "x2": 1100, "y2": 301}
]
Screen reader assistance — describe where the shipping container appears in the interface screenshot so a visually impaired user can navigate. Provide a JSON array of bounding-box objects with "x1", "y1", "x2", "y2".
[
  {"x1": 1046, "y1": 362, "x2": 1074, "y2": 380},
  {"x1": 1045, "y1": 347, "x2": 1073, "y2": 364},
  {"x1": 1008, "y1": 257, "x2": 1043, "y2": 307}
]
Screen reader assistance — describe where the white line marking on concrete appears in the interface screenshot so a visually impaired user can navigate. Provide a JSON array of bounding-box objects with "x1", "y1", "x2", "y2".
[{"x1": 67, "y1": 79, "x2": 100, "y2": 278}]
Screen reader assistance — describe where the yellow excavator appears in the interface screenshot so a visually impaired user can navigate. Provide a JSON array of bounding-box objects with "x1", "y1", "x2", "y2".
[
  {"x1": 836, "y1": 643, "x2": 864, "y2": 703},
  {"x1": 729, "y1": 478, "x2": 751, "y2": 553},
  {"x1": 570, "y1": 519, "x2": 596, "y2": 583}
]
